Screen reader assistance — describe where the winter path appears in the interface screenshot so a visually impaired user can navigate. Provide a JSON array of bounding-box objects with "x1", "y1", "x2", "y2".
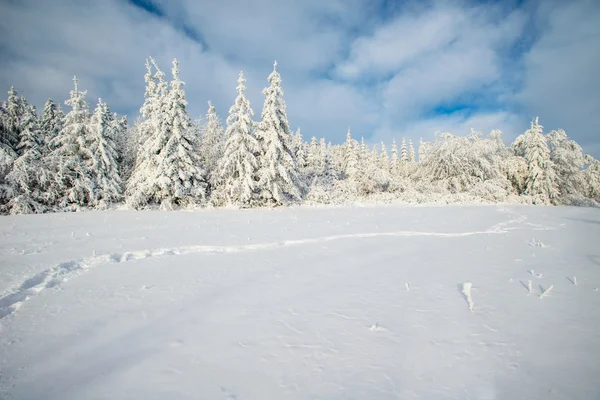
[
  {"x1": 0, "y1": 206, "x2": 525, "y2": 320},
  {"x1": 1, "y1": 205, "x2": 599, "y2": 399}
]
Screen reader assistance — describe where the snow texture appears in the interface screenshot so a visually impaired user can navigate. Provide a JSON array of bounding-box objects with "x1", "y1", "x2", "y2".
[{"x1": 0, "y1": 205, "x2": 599, "y2": 399}]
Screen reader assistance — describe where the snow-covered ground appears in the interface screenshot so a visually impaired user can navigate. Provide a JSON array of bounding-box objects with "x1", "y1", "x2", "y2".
[{"x1": 0, "y1": 205, "x2": 599, "y2": 399}]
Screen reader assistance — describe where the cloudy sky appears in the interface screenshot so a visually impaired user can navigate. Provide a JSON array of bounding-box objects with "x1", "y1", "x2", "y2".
[{"x1": 1, "y1": 0, "x2": 598, "y2": 156}]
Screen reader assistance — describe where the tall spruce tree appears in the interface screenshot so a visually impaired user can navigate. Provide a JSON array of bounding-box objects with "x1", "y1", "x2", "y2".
[
  {"x1": 48, "y1": 76, "x2": 95, "y2": 209},
  {"x1": 89, "y1": 99, "x2": 123, "y2": 208},
  {"x1": 155, "y1": 59, "x2": 207, "y2": 208},
  {"x1": 212, "y1": 71, "x2": 260, "y2": 207},
  {"x1": 41, "y1": 99, "x2": 64, "y2": 155},
  {"x1": 6, "y1": 104, "x2": 52, "y2": 213},
  {"x1": 255, "y1": 61, "x2": 303, "y2": 206},
  {"x1": 200, "y1": 101, "x2": 225, "y2": 188}
]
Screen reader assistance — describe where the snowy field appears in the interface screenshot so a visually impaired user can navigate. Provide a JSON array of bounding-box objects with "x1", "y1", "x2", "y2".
[{"x1": 0, "y1": 205, "x2": 599, "y2": 399}]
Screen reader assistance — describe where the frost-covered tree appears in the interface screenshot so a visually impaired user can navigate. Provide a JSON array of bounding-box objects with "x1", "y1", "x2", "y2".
[
  {"x1": 89, "y1": 99, "x2": 123, "y2": 208},
  {"x1": 41, "y1": 99, "x2": 64, "y2": 154},
  {"x1": 47, "y1": 76, "x2": 96, "y2": 209},
  {"x1": 111, "y1": 114, "x2": 128, "y2": 167},
  {"x1": 409, "y1": 139, "x2": 416, "y2": 163},
  {"x1": 583, "y1": 155, "x2": 600, "y2": 200},
  {"x1": 157, "y1": 59, "x2": 207, "y2": 208},
  {"x1": 547, "y1": 129, "x2": 586, "y2": 201},
  {"x1": 390, "y1": 139, "x2": 400, "y2": 175},
  {"x1": 400, "y1": 138, "x2": 408, "y2": 162},
  {"x1": 416, "y1": 131, "x2": 506, "y2": 195},
  {"x1": 1, "y1": 87, "x2": 26, "y2": 153},
  {"x1": 512, "y1": 118, "x2": 559, "y2": 204},
  {"x1": 306, "y1": 136, "x2": 320, "y2": 175},
  {"x1": 319, "y1": 138, "x2": 328, "y2": 174},
  {"x1": 127, "y1": 59, "x2": 206, "y2": 209},
  {"x1": 293, "y1": 128, "x2": 307, "y2": 172},
  {"x1": 5, "y1": 104, "x2": 53, "y2": 213},
  {"x1": 212, "y1": 71, "x2": 260, "y2": 207},
  {"x1": 379, "y1": 142, "x2": 389, "y2": 170},
  {"x1": 254, "y1": 61, "x2": 302, "y2": 206},
  {"x1": 418, "y1": 138, "x2": 429, "y2": 163},
  {"x1": 343, "y1": 129, "x2": 359, "y2": 180},
  {"x1": 126, "y1": 58, "x2": 164, "y2": 208},
  {"x1": 306, "y1": 141, "x2": 338, "y2": 204},
  {"x1": 200, "y1": 101, "x2": 225, "y2": 188}
]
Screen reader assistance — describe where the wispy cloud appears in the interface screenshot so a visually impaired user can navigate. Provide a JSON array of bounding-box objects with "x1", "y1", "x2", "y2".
[{"x1": 0, "y1": 0, "x2": 598, "y2": 157}]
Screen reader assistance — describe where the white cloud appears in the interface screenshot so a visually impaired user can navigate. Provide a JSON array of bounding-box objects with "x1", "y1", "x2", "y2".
[
  {"x1": 516, "y1": 0, "x2": 600, "y2": 155},
  {"x1": 0, "y1": 0, "x2": 598, "y2": 158}
]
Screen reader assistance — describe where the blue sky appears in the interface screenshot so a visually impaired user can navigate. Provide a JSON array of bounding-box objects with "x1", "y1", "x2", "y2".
[{"x1": 0, "y1": 0, "x2": 599, "y2": 157}]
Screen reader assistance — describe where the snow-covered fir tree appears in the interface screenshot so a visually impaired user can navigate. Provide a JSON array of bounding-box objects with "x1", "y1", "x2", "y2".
[
  {"x1": 409, "y1": 139, "x2": 416, "y2": 163},
  {"x1": 2, "y1": 87, "x2": 26, "y2": 153},
  {"x1": 379, "y1": 142, "x2": 389, "y2": 170},
  {"x1": 400, "y1": 138, "x2": 408, "y2": 162},
  {"x1": 111, "y1": 114, "x2": 128, "y2": 167},
  {"x1": 254, "y1": 61, "x2": 303, "y2": 206},
  {"x1": 212, "y1": 71, "x2": 260, "y2": 207},
  {"x1": 306, "y1": 140, "x2": 338, "y2": 204},
  {"x1": 127, "y1": 58, "x2": 206, "y2": 209},
  {"x1": 390, "y1": 139, "x2": 400, "y2": 175},
  {"x1": 293, "y1": 128, "x2": 307, "y2": 172},
  {"x1": 41, "y1": 99, "x2": 64, "y2": 154},
  {"x1": 513, "y1": 118, "x2": 559, "y2": 204},
  {"x1": 48, "y1": 76, "x2": 95, "y2": 209},
  {"x1": 306, "y1": 136, "x2": 320, "y2": 175},
  {"x1": 342, "y1": 129, "x2": 359, "y2": 180},
  {"x1": 200, "y1": 101, "x2": 225, "y2": 188},
  {"x1": 126, "y1": 58, "x2": 163, "y2": 208},
  {"x1": 89, "y1": 98, "x2": 123, "y2": 208},
  {"x1": 157, "y1": 59, "x2": 207, "y2": 208},
  {"x1": 583, "y1": 155, "x2": 600, "y2": 200},
  {"x1": 418, "y1": 138, "x2": 428, "y2": 163},
  {"x1": 5, "y1": 104, "x2": 52, "y2": 213},
  {"x1": 547, "y1": 129, "x2": 586, "y2": 201},
  {"x1": 319, "y1": 138, "x2": 328, "y2": 174}
]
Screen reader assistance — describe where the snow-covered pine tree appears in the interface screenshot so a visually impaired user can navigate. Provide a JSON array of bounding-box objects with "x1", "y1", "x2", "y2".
[
  {"x1": 400, "y1": 138, "x2": 408, "y2": 162},
  {"x1": 254, "y1": 61, "x2": 303, "y2": 206},
  {"x1": 418, "y1": 138, "x2": 428, "y2": 163},
  {"x1": 343, "y1": 129, "x2": 359, "y2": 180},
  {"x1": 390, "y1": 139, "x2": 400, "y2": 175},
  {"x1": 41, "y1": 99, "x2": 64, "y2": 155},
  {"x1": 47, "y1": 76, "x2": 96, "y2": 210},
  {"x1": 319, "y1": 138, "x2": 328, "y2": 174},
  {"x1": 293, "y1": 128, "x2": 307, "y2": 172},
  {"x1": 200, "y1": 101, "x2": 226, "y2": 189},
  {"x1": 6, "y1": 104, "x2": 53, "y2": 213},
  {"x1": 126, "y1": 59, "x2": 162, "y2": 208},
  {"x1": 2, "y1": 87, "x2": 26, "y2": 153},
  {"x1": 127, "y1": 57, "x2": 205, "y2": 209},
  {"x1": 306, "y1": 136, "x2": 319, "y2": 175},
  {"x1": 409, "y1": 139, "x2": 416, "y2": 163},
  {"x1": 513, "y1": 118, "x2": 559, "y2": 204},
  {"x1": 154, "y1": 59, "x2": 207, "y2": 208},
  {"x1": 0, "y1": 104, "x2": 15, "y2": 212},
  {"x1": 111, "y1": 114, "x2": 128, "y2": 167},
  {"x1": 358, "y1": 137, "x2": 368, "y2": 165},
  {"x1": 212, "y1": 71, "x2": 260, "y2": 207},
  {"x1": 547, "y1": 129, "x2": 586, "y2": 201},
  {"x1": 379, "y1": 142, "x2": 389, "y2": 170},
  {"x1": 88, "y1": 98, "x2": 123, "y2": 208},
  {"x1": 583, "y1": 155, "x2": 600, "y2": 201},
  {"x1": 306, "y1": 139, "x2": 339, "y2": 204}
]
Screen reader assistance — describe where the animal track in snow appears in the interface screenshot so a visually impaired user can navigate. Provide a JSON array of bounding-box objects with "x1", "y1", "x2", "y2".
[{"x1": 0, "y1": 212, "x2": 527, "y2": 321}]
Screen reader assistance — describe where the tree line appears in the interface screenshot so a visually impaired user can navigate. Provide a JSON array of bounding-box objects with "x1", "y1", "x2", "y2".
[{"x1": 1, "y1": 58, "x2": 599, "y2": 215}]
